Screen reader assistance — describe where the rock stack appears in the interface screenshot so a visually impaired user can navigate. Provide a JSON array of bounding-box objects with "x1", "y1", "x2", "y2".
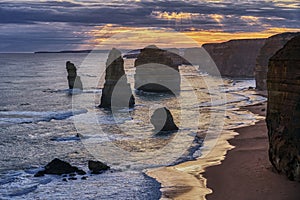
[
  {"x1": 66, "y1": 61, "x2": 83, "y2": 90},
  {"x1": 150, "y1": 107, "x2": 178, "y2": 132},
  {"x1": 267, "y1": 35, "x2": 300, "y2": 181},
  {"x1": 255, "y1": 32, "x2": 299, "y2": 90},
  {"x1": 99, "y1": 48, "x2": 135, "y2": 109},
  {"x1": 134, "y1": 45, "x2": 181, "y2": 94}
]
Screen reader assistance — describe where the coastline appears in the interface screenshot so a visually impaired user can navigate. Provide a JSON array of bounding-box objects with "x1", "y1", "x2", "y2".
[
  {"x1": 204, "y1": 102, "x2": 300, "y2": 200},
  {"x1": 147, "y1": 92, "x2": 300, "y2": 199}
]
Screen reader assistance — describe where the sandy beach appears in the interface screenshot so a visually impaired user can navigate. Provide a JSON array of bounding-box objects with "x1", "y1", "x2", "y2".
[{"x1": 204, "y1": 102, "x2": 300, "y2": 200}]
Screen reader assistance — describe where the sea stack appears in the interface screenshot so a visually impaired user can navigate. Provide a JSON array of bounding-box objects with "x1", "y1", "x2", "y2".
[
  {"x1": 150, "y1": 107, "x2": 178, "y2": 132},
  {"x1": 267, "y1": 35, "x2": 300, "y2": 181},
  {"x1": 99, "y1": 48, "x2": 135, "y2": 109},
  {"x1": 134, "y1": 45, "x2": 181, "y2": 94},
  {"x1": 255, "y1": 32, "x2": 299, "y2": 90},
  {"x1": 66, "y1": 61, "x2": 83, "y2": 90}
]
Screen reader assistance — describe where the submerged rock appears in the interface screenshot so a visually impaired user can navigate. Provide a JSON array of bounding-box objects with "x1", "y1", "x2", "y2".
[
  {"x1": 88, "y1": 160, "x2": 110, "y2": 174},
  {"x1": 99, "y1": 48, "x2": 135, "y2": 109},
  {"x1": 134, "y1": 45, "x2": 181, "y2": 94},
  {"x1": 255, "y1": 32, "x2": 299, "y2": 90},
  {"x1": 66, "y1": 61, "x2": 83, "y2": 90},
  {"x1": 150, "y1": 107, "x2": 179, "y2": 132},
  {"x1": 267, "y1": 35, "x2": 300, "y2": 181},
  {"x1": 34, "y1": 158, "x2": 86, "y2": 177}
]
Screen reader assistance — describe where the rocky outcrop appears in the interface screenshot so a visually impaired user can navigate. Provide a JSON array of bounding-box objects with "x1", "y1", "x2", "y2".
[
  {"x1": 88, "y1": 160, "x2": 110, "y2": 174},
  {"x1": 34, "y1": 158, "x2": 86, "y2": 177},
  {"x1": 202, "y1": 39, "x2": 266, "y2": 77},
  {"x1": 150, "y1": 107, "x2": 178, "y2": 132},
  {"x1": 134, "y1": 45, "x2": 181, "y2": 94},
  {"x1": 66, "y1": 61, "x2": 83, "y2": 90},
  {"x1": 99, "y1": 48, "x2": 135, "y2": 109},
  {"x1": 267, "y1": 35, "x2": 300, "y2": 181},
  {"x1": 255, "y1": 32, "x2": 299, "y2": 90}
]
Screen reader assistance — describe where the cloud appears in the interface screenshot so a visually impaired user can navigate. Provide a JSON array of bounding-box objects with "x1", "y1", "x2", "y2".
[{"x1": 0, "y1": 0, "x2": 299, "y2": 52}]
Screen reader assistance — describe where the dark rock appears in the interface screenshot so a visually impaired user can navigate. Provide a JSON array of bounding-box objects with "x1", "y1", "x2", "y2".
[
  {"x1": 99, "y1": 48, "x2": 135, "y2": 109},
  {"x1": 202, "y1": 39, "x2": 266, "y2": 77},
  {"x1": 134, "y1": 45, "x2": 181, "y2": 94},
  {"x1": 267, "y1": 35, "x2": 300, "y2": 181},
  {"x1": 81, "y1": 176, "x2": 88, "y2": 180},
  {"x1": 68, "y1": 177, "x2": 77, "y2": 180},
  {"x1": 88, "y1": 160, "x2": 110, "y2": 174},
  {"x1": 255, "y1": 32, "x2": 299, "y2": 90},
  {"x1": 62, "y1": 178, "x2": 68, "y2": 182},
  {"x1": 66, "y1": 61, "x2": 83, "y2": 90},
  {"x1": 34, "y1": 158, "x2": 86, "y2": 177},
  {"x1": 150, "y1": 107, "x2": 179, "y2": 132}
]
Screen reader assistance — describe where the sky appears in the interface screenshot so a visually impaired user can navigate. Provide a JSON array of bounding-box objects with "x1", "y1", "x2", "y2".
[{"x1": 0, "y1": 0, "x2": 299, "y2": 52}]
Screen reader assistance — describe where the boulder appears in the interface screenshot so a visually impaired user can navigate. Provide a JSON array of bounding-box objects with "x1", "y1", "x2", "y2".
[
  {"x1": 88, "y1": 160, "x2": 110, "y2": 174},
  {"x1": 66, "y1": 61, "x2": 83, "y2": 90},
  {"x1": 266, "y1": 35, "x2": 300, "y2": 181},
  {"x1": 255, "y1": 32, "x2": 299, "y2": 90},
  {"x1": 99, "y1": 48, "x2": 135, "y2": 109},
  {"x1": 134, "y1": 45, "x2": 181, "y2": 94},
  {"x1": 202, "y1": 39, "x2": 266, "y2": 77},
  {"x1": 34, "y1": 158, "x2": 86, "y2": 177},
  {"x1": 150, "y1": 107, "x2": 179, "y2": 132}
]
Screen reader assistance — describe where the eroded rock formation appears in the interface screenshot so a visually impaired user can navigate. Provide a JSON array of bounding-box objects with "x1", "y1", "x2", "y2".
[
  {"x1": 267, "y1": 35, "x2": 300, "y2": 181},
  {"x1": 255, "y1": 32, "x2": 299, "y2": 90},
  {"x1": 66, "y1": 61, "x2": 83, "y2": 90},
  {"x1": 34, "y1": 158, "x2": 86, "y2": 177},
  {"x1": 134, "y1": 45, "x2": 181, "y2": 94},
  {"x1": 88, "y1": 160, "x2": 110, "y2": 174},
  {"x1": 202, "y1": 39, "x2": 266, "y2": 77},
  {"x1": 99, "y1": 48, "x2": 135, "y2": 109},
  {"x1": 150, "y1": 107, "x2": 178, "y2": 132}
]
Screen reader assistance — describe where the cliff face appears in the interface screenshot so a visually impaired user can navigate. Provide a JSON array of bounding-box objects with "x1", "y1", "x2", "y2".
[
  {"x1": 267, "y1": 35, "x2": 300, "y2": 181},
  {"x1": 202, "y1": 39, "x2": 266, "y2": 77},
  {"x1": 255, "y1": 32, "x2": 299, "y2": 90}
]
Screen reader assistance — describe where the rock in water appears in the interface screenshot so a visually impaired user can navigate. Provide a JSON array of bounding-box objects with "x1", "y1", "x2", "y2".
[
  {"x1": 66, "y1": 61, "x2": 83, "y2": 90},
  {"x1": 134, "y1": 45, "x2": 181, "y2": 94},
  {"x1": 267, "y1": 35, "x2": 300, "y2": 181},
  {"x1": 99, "y1": 48, "x2": 135, "y2": 109},
  {"x1": 150, "y1": 107, "x2": 179, "y2": 132},
  {"x1": 34, "y1": 158, "x2": 86, "y2": 177},
  {"x1": 88, "y1": 160, "x2": 110, "y2": 174},
  {"x1": 255, "y1": 32, "x2": 299, "y2": 90}
]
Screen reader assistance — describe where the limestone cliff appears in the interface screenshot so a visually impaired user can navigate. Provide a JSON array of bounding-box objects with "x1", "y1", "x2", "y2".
[
  {"x1": 267, "y1": 35, "x2": 300, "y2": 181},
  {"x1": 202, "y1": 39, "x2": 266, "y2": 77},
  {"x1": 255, "y1": 32, "x2": 299, "y2": 90}
]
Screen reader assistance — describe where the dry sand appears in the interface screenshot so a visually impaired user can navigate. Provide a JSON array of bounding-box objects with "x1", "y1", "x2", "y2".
[{"x1": 204, "y1": 102, "x2": 300, "y2": 200}]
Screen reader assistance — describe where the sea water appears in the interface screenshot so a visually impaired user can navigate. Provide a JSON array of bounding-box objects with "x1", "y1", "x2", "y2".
[{"x1": 0, "y1": 53, "x2": 266, "y2": 199}]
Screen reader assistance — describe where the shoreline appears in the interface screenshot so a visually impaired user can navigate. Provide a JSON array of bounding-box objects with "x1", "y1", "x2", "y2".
[
  {"x1": 204, "y1": 102, "x2": 300, "y2": 200},
  {"x1": 147, "y1": 91, "x2": 299, "y2": 199}
]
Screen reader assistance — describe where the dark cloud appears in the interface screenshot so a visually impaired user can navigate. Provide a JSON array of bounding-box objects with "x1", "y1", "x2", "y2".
[{"x1": 0, "y1": 0, "x2": 299, "y2": 52}]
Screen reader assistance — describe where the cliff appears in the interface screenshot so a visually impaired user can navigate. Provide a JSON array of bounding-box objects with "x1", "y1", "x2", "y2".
[
  {"x1": 255, "y1": 32, "x2": 300, "y2": 90},
  {"x1": 267, "y1": 35, "x2": 300, "y2": 181},
  {"x1": 202, "y1": 39, "x2": 266, "y2": 77}
]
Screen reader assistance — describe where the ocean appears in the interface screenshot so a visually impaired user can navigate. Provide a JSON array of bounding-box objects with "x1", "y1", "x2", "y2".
[{"x1": 0, "y1": 52, "x2": 266, "y2": 199}]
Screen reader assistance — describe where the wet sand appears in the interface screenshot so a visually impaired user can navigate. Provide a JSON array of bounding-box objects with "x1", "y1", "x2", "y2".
[{"x1": 204, "y1": 102, "x2": 300, "y2": 200}]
